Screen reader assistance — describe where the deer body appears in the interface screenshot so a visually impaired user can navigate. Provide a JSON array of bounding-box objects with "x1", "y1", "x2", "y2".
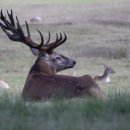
[
  {"x1": 22, "y1": 52, "x2": 101, "y2": 100},
  {"x1": 95, "y1": 74, "x2": 110, "y2": 83},
  {"x1": 0, "y1": 10, "x2": 104, "y2": 101},
  {"x1": 23, "y1": 73, "x2": 101, "y2": 101},
  {"x1": 95, "y1": 65, "x2": 115, "y2": 83}
]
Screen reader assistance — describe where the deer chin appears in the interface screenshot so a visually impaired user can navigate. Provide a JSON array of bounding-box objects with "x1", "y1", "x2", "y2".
[
  {"x1": 56, "y1": 61, "x2": 76, "y2": 72},
  {"x1": 66, "y1": 61, "x2": 76, "y2": 69}
]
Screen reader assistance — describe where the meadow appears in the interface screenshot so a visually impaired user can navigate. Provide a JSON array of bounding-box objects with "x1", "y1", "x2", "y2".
[{"x1": 0, "y1": 0, "x2": 130, "y2": 129}]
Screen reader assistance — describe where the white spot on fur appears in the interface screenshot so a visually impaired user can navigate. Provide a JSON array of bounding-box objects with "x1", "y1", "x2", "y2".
[
  {"x1": 102, "y1": 76, "x2": 110, "y2": 83},
  {"x1": 73, "y1": 71, "x2": 77, "y2": 76}
]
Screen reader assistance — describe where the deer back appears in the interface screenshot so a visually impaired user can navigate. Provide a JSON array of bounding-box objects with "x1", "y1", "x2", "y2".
[{"x1": 22, "y1": 74, "x2": 102, "y2": 101}]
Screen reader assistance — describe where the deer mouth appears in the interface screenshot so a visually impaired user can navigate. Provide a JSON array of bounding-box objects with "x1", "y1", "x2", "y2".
[{"x1": 67, "y1": 60, "x2": 76, "y2": 68}]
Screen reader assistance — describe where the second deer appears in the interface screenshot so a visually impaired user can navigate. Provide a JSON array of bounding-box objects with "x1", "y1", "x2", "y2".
[{"x1": 94, "y1": 65, "x2": 115, "y2": 83}]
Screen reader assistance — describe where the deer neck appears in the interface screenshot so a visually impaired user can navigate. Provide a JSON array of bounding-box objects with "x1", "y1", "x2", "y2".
[
  {"x1": 100, "y1": 70, "x2": 110, "y2": 82},
  {"x1": 29, "y1": 60, "x2": 56, "y2": 75},
  {"x1": 95, "y1": 70, "x2": 110, "y2": 83}
]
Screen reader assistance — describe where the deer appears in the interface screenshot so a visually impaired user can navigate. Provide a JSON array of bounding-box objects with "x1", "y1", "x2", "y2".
[
  {"x1": 0, "y1": 80, "x2": 9, "y2": 89},
  {"x1": 94, "y1": 65, "x2": 115, "y2": 83},
  {"x1": 0, "y1": 10, "x2": 105, "y2": 101}
]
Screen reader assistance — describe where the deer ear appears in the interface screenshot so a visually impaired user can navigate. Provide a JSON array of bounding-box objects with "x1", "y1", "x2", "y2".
[
  {"x1": 104, "y1": 65, "x2": 108, "y2": 69},
  {"x1": 30, "y1": 47, "x2": 39, "y2": 56}
]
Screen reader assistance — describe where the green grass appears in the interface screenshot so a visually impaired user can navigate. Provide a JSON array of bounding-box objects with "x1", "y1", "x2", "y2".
[{"x1": 0, "y1": 92, "x2": 130, "y2": 130}]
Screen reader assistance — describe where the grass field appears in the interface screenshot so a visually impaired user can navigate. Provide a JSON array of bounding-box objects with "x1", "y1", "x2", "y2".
[
  {"x1": 0, "y1": 0, "x2": 118, "y2": 5},
  {"x1": 0, "y1": 0, "x2": 130, "y2": 129}
]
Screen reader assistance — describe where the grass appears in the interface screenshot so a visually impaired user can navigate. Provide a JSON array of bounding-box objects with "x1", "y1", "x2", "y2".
[
  {"x1": 0, "y1": 92, "x2": 130, "y2": 130},
  {"x1": 108, "y1": 47, "x2": 128, "y2": 59},
  {"x1": 0, "y1": 0, "x2": 130, "y2": 129},
  {"x1": 0, "y1": 0, "x2": 108, "y2": 5}
]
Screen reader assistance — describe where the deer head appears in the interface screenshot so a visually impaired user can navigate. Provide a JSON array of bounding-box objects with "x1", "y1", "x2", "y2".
[
  {"x1": 104, "y1": 65, "x2": 115, "y2": 74},
  {"x1": 0, "y1": 10, "x2": 76, "y2": 75}
]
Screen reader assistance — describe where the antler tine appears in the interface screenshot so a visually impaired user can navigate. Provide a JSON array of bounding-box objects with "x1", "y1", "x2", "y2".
[
  {"x1": 0, "y1": 10, "x2": 2, "y2": 25},
  {"x1": 45, "y1": 31, "x2": 51, "y2": 45},
  {"x1": 41, "y1": 33, "x2": 59, "y2": 54},
  {"x1": 25, "y1": 20, "x2": 45, "y2": 49},
  {"x1": 37, "y1": 29, "x2": 44, "y2": 49},
  {"x1": 1, "y1": 10, "x2": 11, "y2": 26},
  {"x1": 55, "y1": 33, "x2": 59, "y2": 42},
  {"x1": 16, "y1": 17, "x2": 40, "y2": 49},
  {"x1": 48, "y1": 32, "x2": 62, "y2": 48},
  {"x1": 49, "y1": 33, "x2": 67, "y2": 50},
  {"x1": 43, "y1": 31, "x2": 67, "y2": 52},
  {"x1": 0, "y1": 10, "x2": 16, "y2": 32},
  {"x1": 25, "y1": 20, "x2": 48, "y2": 51},
  {"x1": 46, "y1": 32, "x2": 66, "y2": 53},
  {"x1": 0, "y1": 10, "x2": 5, "y2": 20},
  {"x1": 58, "y1": 33, "x2": 63, "y2": 42},
  {"x1": 16, "y1": 16, "x2": 25, "y2": 40},
  {"x1": 7, "y1": 9, "x2": 15, "y2": 26},
  {"x1": 0, "y1": 10, "x2": 8, "y2": 30},
  {"x1": 59, "y1": 32, "x2": 67, "y2": 45},
  {"x1": 1, "y1": 25, "x2": 15, "y2": 41},
  {"x1": 60, "y1": 33, "x2": 67, "y2": 43},
  {"x1": 17, "y1": 15, "x2": 47, "y2": 50},
  {"x1": 55, "y1": 33, "x2": 67, "y2": 48},
  {"x1": 25, "y1": 21, "x2": 30, "y2": 37}
]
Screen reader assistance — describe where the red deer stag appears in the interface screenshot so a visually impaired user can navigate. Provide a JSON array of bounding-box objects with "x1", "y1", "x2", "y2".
[{"x1": 0, "y1": 10, "x2": 105, "y2": 101}]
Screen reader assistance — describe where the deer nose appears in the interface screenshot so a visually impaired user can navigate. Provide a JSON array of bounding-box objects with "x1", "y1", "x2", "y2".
[
  {"x1": 68, "y1": 59, "x2": 76, "y2": 68},
  {"x1": 72, "y1": 60, "x2": 76, "y2": 66}
]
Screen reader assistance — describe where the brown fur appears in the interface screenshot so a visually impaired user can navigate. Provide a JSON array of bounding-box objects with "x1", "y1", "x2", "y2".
[
  {"x1": 21, "y1": 57, "x2": 104, "y2": 101},
  {"x1": 22, "y1": 73, "x2": 104, "y2": 101}
]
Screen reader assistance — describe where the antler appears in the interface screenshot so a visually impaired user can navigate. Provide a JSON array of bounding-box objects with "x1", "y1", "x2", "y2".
[{"x1": 0, "y1": 10, "x2": 67, "y2": 53}]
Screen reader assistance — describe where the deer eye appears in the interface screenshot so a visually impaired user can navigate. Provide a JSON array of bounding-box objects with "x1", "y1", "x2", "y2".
[{"x1": 56, "y1": 57, "x2": 61, "y2": 61}]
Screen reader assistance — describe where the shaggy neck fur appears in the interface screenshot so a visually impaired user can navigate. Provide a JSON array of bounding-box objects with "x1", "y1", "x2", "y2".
[{"x1": 29, "y1": 60, "x2": 56, "y2": 75}]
